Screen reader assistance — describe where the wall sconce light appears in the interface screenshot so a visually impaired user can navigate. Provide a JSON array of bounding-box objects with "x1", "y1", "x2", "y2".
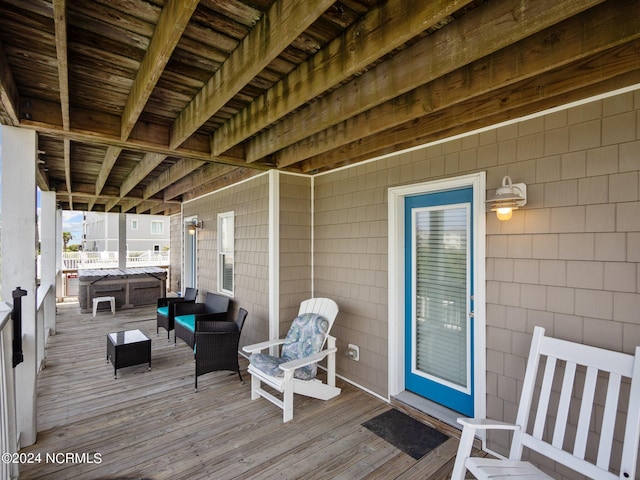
[
  {"x1": 486, "y1": 175, "x2": 527, "y2": 221},
  {"x1": 187, "y1": 218, "x2": 202, "y2": 235}
]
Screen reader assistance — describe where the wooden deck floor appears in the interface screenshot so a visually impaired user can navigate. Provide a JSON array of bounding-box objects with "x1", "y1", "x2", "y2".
[{"x1": 19, "y1": 303, "x2": 471, "y2": 479}]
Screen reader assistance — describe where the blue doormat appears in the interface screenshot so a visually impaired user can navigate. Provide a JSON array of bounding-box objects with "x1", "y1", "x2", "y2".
[{"x1": 362, "y1": 409, "x2": 448, "y2": 460}]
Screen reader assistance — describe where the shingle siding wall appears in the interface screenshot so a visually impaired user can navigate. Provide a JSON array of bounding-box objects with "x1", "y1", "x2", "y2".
[
  {"x1": 169, "y1": 213, "x2": 182, "y2": 293},
  {"x1": 314, "y1": 164, "x2": 392, "y2": 396},
  {"x1": 181, "y1": 174, "x2": 270, "y2": 349},
  {"x1": 279, "y1": 173, "x2": 312, "y2": 334}
]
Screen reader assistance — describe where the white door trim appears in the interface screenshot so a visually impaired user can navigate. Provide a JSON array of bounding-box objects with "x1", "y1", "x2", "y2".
[{"x1": 388, "y1": 172, "x2": 486, "y2": 420}]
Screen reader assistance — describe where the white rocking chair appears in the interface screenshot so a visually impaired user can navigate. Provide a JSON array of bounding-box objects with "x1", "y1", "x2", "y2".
[
  {"x1": 243, "y1": 298, "x2": 340, "y2": 422},
  {"x1": 452, "y1": 326, "x2": 640, "y2": 480}
]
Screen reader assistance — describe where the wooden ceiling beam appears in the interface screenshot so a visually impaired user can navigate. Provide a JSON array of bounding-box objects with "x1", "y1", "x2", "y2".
[
  {"x1": 0, "y1": 38, "x2": 19, "y2": 126},
  {"x1": 120, "y1": 0, "x2": 199, "y2": 141},
  {"x1": 300, "y1": 44, "x2": 640, "y2": 173},
  {"x1": 246, "y1": 0, "x2": 605, "y2": 163},
  {"x1": 169, "y1": 0, "x2": 335, "y2": 149},
  {"x1": 53, "y1": 0, "x2": 73, "y2": 209},
  {"x1": 95, "y1": 146, "x2": 122, "y2": 196},
  {"x1": 134, "y1": 200, "x2": 158, "y2": 214},
  {"x1": 213, "y1": 0, "x2": 473, "y2": 157},
  {"x1": 19, "y1": 99, "x2": 266, "y2": 170},
  {"x1": 278, "y1": 0, "x2": 640, "y2": 168},
  {"x1": 63, "y1": 138, "x2": 72, "y2": 209},
  {"x1": 163, "y1": 163, "x2": 238, "y2": 201},
  {"x1": 36, "y1": 165, "x2": 49, "y2": 192},
  {"x1": 329, "y1": 70, "x2": 640, "y2": 174},
  {"x1": 143, "y1": 158, "x2": 204, "y2": 199},
  {"x1": 120, "y1": 152, "x2": 166, "y2": 198},
  {"x1": 53, "y1": 0, "x2": 69, "y2": 131},
  {"x1": 149, "y1": 203, "x2": 180, "y2": 216},
  {"x1": 55, "y1": 189, "x2": 178, "y2": 206},
  {"x1": 114, "y1": 198, "x2": 138, "y2": 214},
  {"x1": 181, "y1": 167, "x2": 258, "y2": 202}
]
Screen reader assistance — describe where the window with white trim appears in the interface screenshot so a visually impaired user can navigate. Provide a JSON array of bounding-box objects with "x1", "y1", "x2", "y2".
[
  {"x1": 150, "y1": 220, "x2": 164, "y2": 235},
  {"x1": 131, "y1": 219, "x2": 138, "y2": 230},
  {"x1": 218, "y1": 211, "x2": 234, "y2": 295}
]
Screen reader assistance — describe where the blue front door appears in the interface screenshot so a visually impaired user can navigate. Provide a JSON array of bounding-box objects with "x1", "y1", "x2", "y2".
[{"x1": 404, "y1": 187, "x2": 474, "y2": 416}]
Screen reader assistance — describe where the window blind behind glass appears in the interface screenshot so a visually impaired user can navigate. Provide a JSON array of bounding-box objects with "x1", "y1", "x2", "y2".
[{"x1": 414, "y1": 207, "x2": 468, "y2": 388}]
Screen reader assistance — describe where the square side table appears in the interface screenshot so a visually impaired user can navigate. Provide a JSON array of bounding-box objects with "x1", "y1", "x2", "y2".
[{"x1": 107, "y1": 329, "x2": 151, "y2": 378}]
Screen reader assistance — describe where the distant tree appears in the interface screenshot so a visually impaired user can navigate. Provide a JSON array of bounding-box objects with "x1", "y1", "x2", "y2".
[
  {"x1": 62, "y1": 231, "x2": 73, "y2": 251},
  {"x1": 67, "y1": 244, "x2": 81, "y2": 252}
]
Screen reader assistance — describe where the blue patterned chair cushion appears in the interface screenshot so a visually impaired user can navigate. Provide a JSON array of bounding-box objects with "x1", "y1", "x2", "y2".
[
  {"x1": 249, "y1": 313, "x2": 329, "y2": 380},
  {"x1": 157, "y1": 306, "x2": 169, "y2": 317},
  {"x1": 175, "y1": 314, "x2": 196, "y2": 332}
]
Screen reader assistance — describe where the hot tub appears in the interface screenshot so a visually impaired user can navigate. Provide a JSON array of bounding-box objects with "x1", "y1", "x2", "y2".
[{"x1": 78, "y1": 267, "x2": 167, "y2": 313}]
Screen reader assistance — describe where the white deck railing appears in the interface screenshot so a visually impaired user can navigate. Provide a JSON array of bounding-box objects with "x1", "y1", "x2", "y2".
[
  {"x1": 36, "y1": 282, "x2": 54, "y2": 371},
  {"x1": 62, "y1": 251, "x2": 170, "y2": 270},
  {"x1": 0, "y1": 283, "x2": 56, "y2": 480},
  {"x1": 0, "y1": 302, "x2": 18, "y2": 479}
]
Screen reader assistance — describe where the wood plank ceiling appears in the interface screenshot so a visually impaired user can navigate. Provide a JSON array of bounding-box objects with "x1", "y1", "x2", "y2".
[{"x1": 0, "y1": 0, "x2": 638, "y2": 215}]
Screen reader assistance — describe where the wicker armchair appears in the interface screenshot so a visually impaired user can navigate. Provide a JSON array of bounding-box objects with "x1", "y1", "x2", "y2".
[
  {"x1": 194, "y1": 308, "x2": 248, "y2": 391},
  {"x1": 156, "y1": 287, "x2": 197, "y2": 340},
  {"x1": 174, "y1": 292, "x2": 230, "y2": 349}
]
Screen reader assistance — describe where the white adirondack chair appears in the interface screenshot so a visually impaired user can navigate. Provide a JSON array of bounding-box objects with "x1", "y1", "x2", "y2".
[
  {"x1": 243, "y1": 298, "x2": 340, "y2": 422},
  {"x1": 451, "y1": 326, "x2": 640, "y2": 480}
]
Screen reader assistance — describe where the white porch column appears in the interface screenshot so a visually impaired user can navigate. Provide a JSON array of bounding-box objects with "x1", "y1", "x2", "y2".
[
  {"x1": 1, "y1": 126, "x2": 38, "y2": 447},
  {"x1": 268, "y1": 170, "x2": 280, "y2": 353},
  {"x1": 40, "y1": 191, "x2": 57, "y2": 335},
  {"x1": 118, "y1": 213, "x2": 126, "y2": 269}
]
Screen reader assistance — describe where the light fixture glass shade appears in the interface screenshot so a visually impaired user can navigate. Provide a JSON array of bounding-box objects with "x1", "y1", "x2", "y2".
[
  {"x1": 188, "y1": 224, "x2": 196, "y2": 235},
  {"x1": 495, "y1": 207, "x2": 513, "y2": 221},
  {"x1": 486, "y1": 175, "x2": 527, "y2": 221}
]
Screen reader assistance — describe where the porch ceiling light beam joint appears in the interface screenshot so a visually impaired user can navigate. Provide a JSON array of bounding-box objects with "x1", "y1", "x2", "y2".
[{"x1": 169, "y1": 0, "x2": 335, "y2": 150}]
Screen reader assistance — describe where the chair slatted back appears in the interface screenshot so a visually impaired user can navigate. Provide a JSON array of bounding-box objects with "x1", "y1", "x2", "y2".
[
  {"x1": 511, "y1": 327, "x2": 640, "y2": 480},
  {"x1": 299, "y1": 298, "x2": 338, "y2": 329},
  {"x1": 298, "y1": 298, "x2": 339, "y2": 350}
]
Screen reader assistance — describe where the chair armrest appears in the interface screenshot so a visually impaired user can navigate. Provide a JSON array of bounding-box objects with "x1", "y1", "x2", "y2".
[
  {"x1": 278, "y1": 346, "x2": 338, "y2": 372},
  {"x1": 242, "y1": 338, "x2": 286, "y2": 354},
  {"x1": 457, "y1": 417, "x2": 520, "y2": 431},
  {"x1": 451, "y1": 418, "x2": 520, "y2": 480}
]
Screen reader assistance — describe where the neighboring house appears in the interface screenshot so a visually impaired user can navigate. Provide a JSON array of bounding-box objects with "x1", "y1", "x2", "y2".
[
  {"x1": 174, "y1": 86, "x2": 640, "y2": 467},
  {"x1": 82, "y1": 212, "x2": 170, "y2": 252}
]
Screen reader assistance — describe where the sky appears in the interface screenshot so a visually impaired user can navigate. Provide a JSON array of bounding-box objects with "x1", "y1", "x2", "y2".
[{"x1": 62, "y1": 211, "x2": 84, "y2": 245}]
